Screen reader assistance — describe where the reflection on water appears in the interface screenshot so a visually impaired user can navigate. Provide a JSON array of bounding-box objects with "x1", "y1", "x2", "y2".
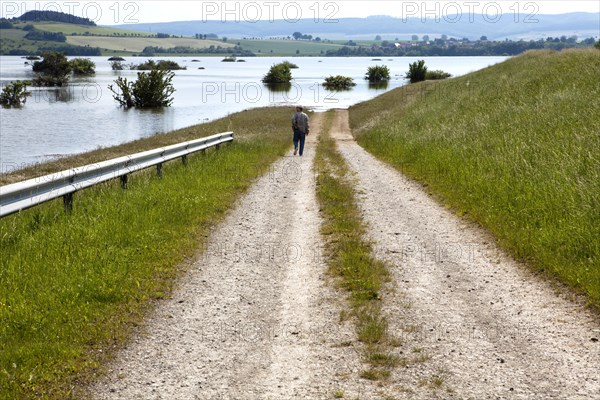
[
  {"x1": 368, "y1": 81, "x2": 390, "y2": 90},
  {"x1": 48, "y1": 88, "x2": 74, "y2": 103},
  {"x1": 0, "y1": 55, "x2": 508, "y2": 169},
  {"x1": 264, "y1": 82, "x2": 292, "y2": 93}
]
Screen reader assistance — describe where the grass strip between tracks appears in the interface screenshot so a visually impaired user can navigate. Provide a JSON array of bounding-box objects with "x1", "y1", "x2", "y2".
[{"x1": 314, "y1": 110, "x2": 399, "y2": 383}]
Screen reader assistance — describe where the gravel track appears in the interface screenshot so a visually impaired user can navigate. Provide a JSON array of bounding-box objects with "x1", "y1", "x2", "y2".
[
  {"x1": 332, "y1": 109, "x2": 600, "y2": 399},
  {"x1": 91, "y1": 113, "x2": 383, "y2": 400},
  {"x1": 91, "y1": 109, "x2": 599, "y2": 399}
]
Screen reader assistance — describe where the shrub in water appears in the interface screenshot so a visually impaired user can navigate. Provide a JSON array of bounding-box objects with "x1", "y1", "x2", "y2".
[
  {"x1": 109, "y1": 69, "x2": 176, "y2": 108},
  {"x1": 262, "y1": 62, "x2": 293, "y2": 84},
  {"x1": 406, "y1": 60, "x2": 427, "y2": 83},
  {"x1": 69, "y1": 58, "x2": 96, "y2": 75},
  {"x1": 365, "y1": 65, "x2": 390, "y2": 82},
  {"x1": 323, "y1": 75, "x2": 356, "y2": 90},
  {"x1": 0, "y1": 80, "x2": 30, "y2": 106}
]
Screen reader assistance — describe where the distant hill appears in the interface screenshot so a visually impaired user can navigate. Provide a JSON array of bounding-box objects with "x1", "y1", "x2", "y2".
[
  {"x1": 19, "y1": 10, "x2": 96, "y2": 26},
  {"x1": 109, "y1": 13, "x2": 600, "y2": 41}
]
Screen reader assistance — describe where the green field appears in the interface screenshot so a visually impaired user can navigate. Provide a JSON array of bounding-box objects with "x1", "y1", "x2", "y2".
[
  {"x1": 17, "y1": 21, "x2": 154, "y2": 37},
  {"x1": 0, "y1": 28, "x2": 78, "y2": 54},
  {"x1": 66, "y1": 36, "x2": 233, "y2": 52},
  {"x1": 350, "y1": 49, "x2": 600, "y2": 306},
  {"x1": 1, "y1": 22, "x2": 341, "y2": 56},
  {"x1": 237, "y1": 38, "x2": 344, "y2": 56},
  {"x1": 0, "y1": 107, "x2": 292, "y2": 399}
]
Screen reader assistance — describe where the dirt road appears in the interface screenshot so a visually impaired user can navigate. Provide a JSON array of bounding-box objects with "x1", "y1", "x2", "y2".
[
  {"x1": 332, "y1": 109, "x2": 600, "y2": 399},
  {"x1": 92, "y1": 110, "x2": 599, "y2": 399},
  {"x1": 91, "y1": 113, "x2": 382, "y2": 399}
]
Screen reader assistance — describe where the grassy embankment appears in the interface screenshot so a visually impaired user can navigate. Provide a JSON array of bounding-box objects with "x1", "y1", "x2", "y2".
[
  {"x1": 0, "y1": 107, "x2": 292, "y2": 399},
  {"x1": 350, "y1": 49, "x2": 600, "y2": 306},
  {"x1": 315, "y1": 111, "x2": 399, "y2": 383}
]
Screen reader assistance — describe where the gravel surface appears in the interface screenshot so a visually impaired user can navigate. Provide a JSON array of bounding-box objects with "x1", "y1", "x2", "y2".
[
  {"x1": 91, "y1": 109, "x2": 599, "y2": 399},
  {"x1": 333, "y1": 109, "x2": 600, "y2": 399},
  {"x1": 90, "y1": 113, "x2": 384, "y2": 399}
]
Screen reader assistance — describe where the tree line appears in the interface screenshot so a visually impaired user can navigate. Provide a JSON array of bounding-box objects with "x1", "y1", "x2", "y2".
[
  {"x1": 326, "y1": 38, "x2": 598, "y2": 57},
  {"x1": 141, "y1": 45, "x2": 255, "y2": 57},
  {"x1": 16, "y1": 10, "x2": 96, "y2": 26}
]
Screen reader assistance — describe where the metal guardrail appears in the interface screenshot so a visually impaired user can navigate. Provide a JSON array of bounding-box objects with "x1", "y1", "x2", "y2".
[{"x1": 0, "y1": 132, "x2": 234, "y2": 218}]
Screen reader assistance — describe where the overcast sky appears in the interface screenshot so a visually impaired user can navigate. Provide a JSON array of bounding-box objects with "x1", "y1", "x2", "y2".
[{"x1": 3, "y1": 1, "x2": 599, "y2": 25}]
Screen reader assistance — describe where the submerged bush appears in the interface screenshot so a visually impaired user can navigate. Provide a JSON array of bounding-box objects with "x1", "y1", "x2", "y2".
[
  {"x1": 365, "y1": 65, "x2": 390, "y2": 82},
  {"x1": 323, "y1": 75, "x2": 356, "y2": 90},
  {"x1": 69, "y1": 58, "x2": 96, "y2": 75},
  {"x1": 109, "y1": 69, "x2": 175, "y2": 108},
  {"x1": 132, "y1": 59, "x2": 186, "y2": 70},
  {"x1": 111, "y1": 60, "x2": 124, "y2": 70},
  {"x1": 262, "y1": 62, "x2": 293, "y2": 84},
  {"x1": 32, "y1": 51, "x2": 71, "y2": 86},
  {"x1": 406, "y1": 60, "x2": 451, "y2": 83},
  {"x1": 406, "y1": 60, "x2": 427, "y2": 83},
  {"x1": 0, "y1": 80, "x2": 30, "y2": 106}
]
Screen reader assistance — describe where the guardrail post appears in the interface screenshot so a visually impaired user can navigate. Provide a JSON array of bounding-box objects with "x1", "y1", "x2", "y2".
[
  {"x1": 156, "y1": 163, "x2": 163, "y2": 177},
  {"x1": 182, "y1": 155, "x2": 188, "y2": 165},
  {"x1": 63, "y1": 193, "x2": 73, "y2": 213},
  {"x1": 216, "y1": 143, "x2": 221, "y2": 150},
  {"x1": 120, "y1": 174, "x2": 128, "y2": 189}
]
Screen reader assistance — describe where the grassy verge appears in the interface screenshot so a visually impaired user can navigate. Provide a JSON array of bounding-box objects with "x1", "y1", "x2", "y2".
[
  {"x1": 314, "y1": 110, "x2": 398, "y2": 382},
  {"x1": 0, "y1": 107, "x2": 292, "y2": 399},
  {"x1": 350, "y1": 49, "x2": 600, "y2": 306}
]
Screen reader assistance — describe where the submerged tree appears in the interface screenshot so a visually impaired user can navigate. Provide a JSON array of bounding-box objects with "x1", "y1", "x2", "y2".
[
  {"x1": 0, "y1": 80, "x2": 30, "y2": 106},
  {"x1": 32, "y1": 51, "x2": 71, "y2": 86},
  {"x1": 323, "y1": 75, "x2": 356, "y2": 90},
  {"x1": 108, "y1": 69, "x2": 175, "y2": 108}
]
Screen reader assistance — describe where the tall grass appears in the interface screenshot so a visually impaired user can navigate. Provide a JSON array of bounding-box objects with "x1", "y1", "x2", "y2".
[
  {"x1": 350, "y1": 49, "x2": 600, "y2": 305},
  {"x1": 0, "y1": 107, "x2": 292, "y2": 399}
]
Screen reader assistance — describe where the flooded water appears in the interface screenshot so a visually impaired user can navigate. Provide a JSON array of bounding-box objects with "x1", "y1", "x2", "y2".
[{"x1": 0, "y1": 55, "x2": 507, "y2": 170}]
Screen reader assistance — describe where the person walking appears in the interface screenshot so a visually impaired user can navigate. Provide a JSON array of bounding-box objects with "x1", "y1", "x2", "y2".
[{"x1": 291, "y1": 106, "x2": 309, "y2": 156}]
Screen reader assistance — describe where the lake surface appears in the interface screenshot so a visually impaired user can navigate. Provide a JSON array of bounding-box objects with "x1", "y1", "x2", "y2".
[{"x1": 0, "y1": 56, "x2": 507, "y2": 171}]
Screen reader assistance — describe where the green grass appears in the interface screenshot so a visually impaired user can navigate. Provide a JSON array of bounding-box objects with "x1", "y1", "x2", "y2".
[
  {"x1": 314, "y1": 110, "x2": 396, "y2": 381},
  {"x1": 24, "y1": 22, "x2": 153, "y2": 37},
  {"x1": 0, "y1": 107, "x2": 292, "y2": 399},
  {"x1": 237, "y1": 39, "x2": 344, "y2": 56},
  {"x1": 0, "y1": 28, "x2": 74, "y2": 54},
  {"x1": 350, "y1": 49, "x2": 600, "y2": 306},
  {"x1": 66, "y1": 36, "x2": 233, "y2": 53}
]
